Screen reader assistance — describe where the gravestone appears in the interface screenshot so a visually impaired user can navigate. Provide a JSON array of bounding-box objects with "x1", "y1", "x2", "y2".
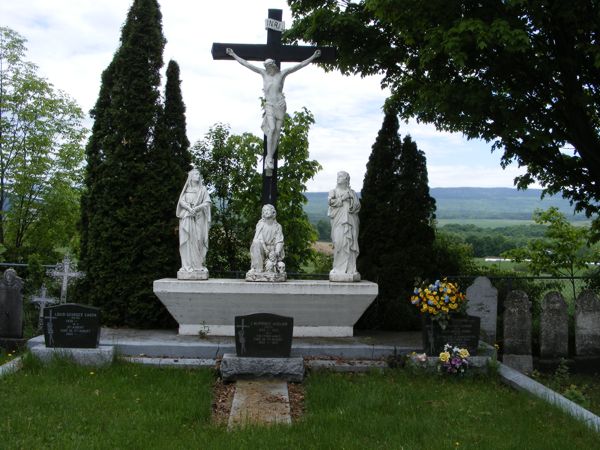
[
  {"x1": 540, "y1": 291, "x2": 568, "y2": 359},
  {"x1": 422, "y1": 315, "x2": 480, "y2": 356},
  {"x1": 31, "y1": 285, "x2": 57, "y2": 332},
  {"x1": 502, "y1": 290, "x2": 533, "y2": 373},
  {"x1": 575, "y1": 290, "x2": 600, "y2": 357},
  {"x1": 466, "y1": 276, "x2": 498, "y2": 344},
  {"x1": 221, "y1": 312, "x2": 302, "y2": 382},
  {"x1": 235, "y1": 313, "x2": 293, "y2": 358},
  {"x1": 0, "y1": 269, "x2": 25, "y2": 351},
  {"x1": 43, "y1": 303, "x2": 101, "y2": 348},
  {"x1": 46, "y1": 255, "x2": 84, "y2": 303}
]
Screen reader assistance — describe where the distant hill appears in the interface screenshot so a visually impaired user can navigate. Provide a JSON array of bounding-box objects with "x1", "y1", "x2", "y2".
[{"x1": 304, "y1": 188, "x2": 586, "y2": 224}]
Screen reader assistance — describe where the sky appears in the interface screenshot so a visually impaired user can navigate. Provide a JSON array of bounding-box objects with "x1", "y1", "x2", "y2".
[{"x1": 1, "y1": 0, "x2": 534, "y2": 192}]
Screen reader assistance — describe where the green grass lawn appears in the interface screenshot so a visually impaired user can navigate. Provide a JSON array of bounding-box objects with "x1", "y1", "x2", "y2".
[
  {"x1": 0, "y1": 357, "x2": 598, "y2": 449},
  {"x1": 532, "y1": 370, "x2": 600, "y2": 417},
  {"x1": 0, "y1": 348, "x2": 17, "y2": 365}
]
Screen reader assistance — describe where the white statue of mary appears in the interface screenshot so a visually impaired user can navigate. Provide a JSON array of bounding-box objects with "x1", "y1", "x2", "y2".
[{"x1": 176, "y1": 168, "x2": 211, "y2": 280}]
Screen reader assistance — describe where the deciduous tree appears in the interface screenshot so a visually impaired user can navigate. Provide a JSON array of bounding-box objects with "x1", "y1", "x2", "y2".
[
  {"x1": 503, "y1": 207, "x2": 595, "y2": 300},
  {"x1": 287, "y1": 0, "x2": 600, "y2": 227},
  {"x1": 194, "y1": 108, "x2": 320, "y2": 274},
  {"x1": 0, "y1": 27, "x2": 86, "y2": 261}
]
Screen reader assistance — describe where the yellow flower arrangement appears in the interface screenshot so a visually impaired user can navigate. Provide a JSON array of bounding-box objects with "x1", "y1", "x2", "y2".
[
  {"x1": 439, "y1": 351, "x2": 450, "y2": 362},
  {"x1": 411, "y1": 279, "x2": 467, "y2": 327}
]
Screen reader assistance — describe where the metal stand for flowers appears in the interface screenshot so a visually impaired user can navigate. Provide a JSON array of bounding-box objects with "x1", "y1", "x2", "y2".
[{"x1": 422, "y1": 315, "x2": 481, "y2": 356}]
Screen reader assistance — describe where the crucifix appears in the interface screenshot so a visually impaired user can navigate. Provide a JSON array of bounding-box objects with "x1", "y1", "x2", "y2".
[
  {"x1": 31, "y1": 285, "x2": 57, "y2": 331},
  {"x1": 212, "y1": 8, "x2": 335, "y2": 206},
  {"x1": 46, "y1": 255, "x2": 84, "y2": 303}
]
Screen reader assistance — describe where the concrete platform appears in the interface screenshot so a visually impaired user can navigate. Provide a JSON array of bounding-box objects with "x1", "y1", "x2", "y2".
[
  {"x1": 30, "y1": 345, "x2": 115, "y2": 366},
  {"x1": 28, "y1": 328, "x2": 422, "y2": 360},
  {"x1": 153, "y1": 278, "x2": 378, "y2": 337}
]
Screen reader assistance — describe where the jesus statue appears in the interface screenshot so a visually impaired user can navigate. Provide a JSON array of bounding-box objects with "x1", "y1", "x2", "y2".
[{"x1": 226, "y1": 47, "x2": 321, "y2": 175}]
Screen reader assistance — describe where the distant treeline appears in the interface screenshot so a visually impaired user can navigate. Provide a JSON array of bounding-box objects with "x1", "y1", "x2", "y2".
[
  {"x1": 312, "y1": 220, "x2": 548, "y2": 257},
  {"x1": 304, "y1": 188, "x2": 587, "y2": 223},
  {"x1": 437, "y1": 224, "x2": 547, "y2": 257},
  {"x1": 305, "y1": 188, "x2": 589, "y2": 255}
]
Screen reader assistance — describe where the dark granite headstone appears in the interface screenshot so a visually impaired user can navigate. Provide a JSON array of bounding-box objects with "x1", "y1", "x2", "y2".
[
  {"x1": 43, "y1": 303, "x2": 101, "y2": 348},
  {"x1": 423, "y1": 315, "x2": 480, "y2": 355},
  {"x1": 540, "y1": 292, "x2": 568, "y2": 359},
  {"x1": 0, "y1": 269, "x2": 24, "y2": 339},
  {"x1": 235, "y1": 313, "x2": 293, "y2": 358}
]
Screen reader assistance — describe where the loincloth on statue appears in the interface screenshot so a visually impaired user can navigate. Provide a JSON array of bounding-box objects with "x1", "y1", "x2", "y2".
[{"x1": 261, "y1": 99, "x2": 286, "y2": 135}]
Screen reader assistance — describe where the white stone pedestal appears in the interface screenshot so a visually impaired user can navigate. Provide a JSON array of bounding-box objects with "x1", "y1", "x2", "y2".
[
  {"x1": 177, "y1": 269, "x2": 209, "y2": 280},
  {"x1": 153, "y1": 278, "x2": 378, "y2": 337}
]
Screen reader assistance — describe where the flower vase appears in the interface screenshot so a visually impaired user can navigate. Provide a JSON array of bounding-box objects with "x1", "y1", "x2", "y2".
[{"x1": 422, "y1": 314, "x2": 480, "y2": 356}]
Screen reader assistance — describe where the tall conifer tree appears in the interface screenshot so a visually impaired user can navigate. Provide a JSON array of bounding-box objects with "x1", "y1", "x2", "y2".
[
  {"x1": 358, "y1": 107, "x2": 436, "y2": 330},
  {"x1": 136, "y1": 59, "x2": 192, "y2": 325},
  {"x1": 80, "y1": 0, "x2": 178, "y2": 327}
]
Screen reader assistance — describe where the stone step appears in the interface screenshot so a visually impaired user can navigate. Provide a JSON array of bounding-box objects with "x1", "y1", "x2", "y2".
[{"x1": 228, "y1": 380, "x2": 291, "y2": 429}]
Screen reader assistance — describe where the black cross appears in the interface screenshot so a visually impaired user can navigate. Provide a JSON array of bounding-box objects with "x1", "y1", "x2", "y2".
[{"x1": 212, "y1": 8, "x2": 335, "y2": 206}]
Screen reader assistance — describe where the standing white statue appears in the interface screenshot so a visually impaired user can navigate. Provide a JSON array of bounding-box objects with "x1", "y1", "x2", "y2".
[
  {"x1": 177, "y1": 168, "x2": 211, "y2": 280},
  {"x1": 328, "y1": 171, "x2": 361, "y2": 282},
  {"x1": 246, "y1": 204, "x2": 286, "y2": 282},
  {"x1": 225, "y1": 47, "x2": 321, "y2": 175}
]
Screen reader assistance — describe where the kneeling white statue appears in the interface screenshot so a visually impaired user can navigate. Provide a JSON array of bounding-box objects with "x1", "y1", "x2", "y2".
[
  {"x1": 246, "y1": 204, "x2": 286, "y2": 282},
  {"x1": 176, "y1": 168, "x2": 211, "y2": 280},
  {"x1": 328, "y1": 171, "x2": 361, "y2": 282}
]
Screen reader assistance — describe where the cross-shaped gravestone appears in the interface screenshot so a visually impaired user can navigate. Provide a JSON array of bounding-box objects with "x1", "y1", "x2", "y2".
[
  {"x1": 31, "y1": 285, "x2": 57, "y2": 332},
  {"x1": 212, "y1": 8, "x2": 335, "y2": 206},
  {"x1": 46, "y1": 255, "x2": 84, "y2": 303}
]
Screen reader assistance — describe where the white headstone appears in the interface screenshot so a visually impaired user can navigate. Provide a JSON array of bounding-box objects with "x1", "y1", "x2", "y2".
[
  {"x1": 46, "y1": 255, "x2": 84, "y2": 303},
  {"x1": 466, "y1": 276, "x2": 498, "y2": 344}
]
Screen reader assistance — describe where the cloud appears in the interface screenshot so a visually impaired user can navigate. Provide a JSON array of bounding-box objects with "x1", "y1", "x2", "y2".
[{"x1": 1, "y1": 0, "x2": 522, "y2": 191}]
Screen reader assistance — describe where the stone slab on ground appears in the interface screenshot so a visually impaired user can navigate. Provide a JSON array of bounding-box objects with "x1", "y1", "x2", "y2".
[
  {"x1": 0, "y1": 357, "x2": 22, "y2": 377},
  {"x1": 29, "y1": 328, "x2": 422, "y2": 360},
  {"x1": 498, "y1": 363, "x2": 600, "y2": 433},
  {"x1": 220, "y1": 353, "x2": 304, "y2": 382},
  {"x1": 153, "y1": 278, "x2": 378, "y2": 337},
  {"x1": 120, "y1": 356, "x2": 216, "y2": 368},
  {"x1": 228, "y1": 380, "x2": 291, "y2": 429},
  {"x1": 306, "y1": 359, "x2": 387, "y2": 372},
  {"x1": 31, "y1": 345, "x2": 114, "y2": 366},
  {"x1": 406, "y1": 355, "x2": 493, "y2": 374}
]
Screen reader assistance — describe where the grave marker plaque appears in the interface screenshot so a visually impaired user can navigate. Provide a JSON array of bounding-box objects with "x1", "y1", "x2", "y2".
[
  {"x1": 43, "y1": 303, "x2": 101, "y2": 348},
  {"x1": 235, "y1": 313, "x2": 293, "y2": 358}
]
